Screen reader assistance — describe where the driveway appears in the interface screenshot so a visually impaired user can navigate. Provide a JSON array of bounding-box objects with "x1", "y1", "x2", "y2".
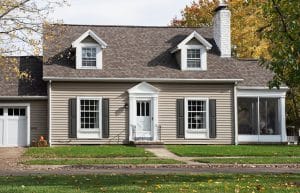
[{"x1": 0, "y1": 147, "x2": 25, "y2": 170}]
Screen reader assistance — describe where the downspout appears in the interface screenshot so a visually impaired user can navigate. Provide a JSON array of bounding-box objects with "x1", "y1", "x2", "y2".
[
  {"x1": 48, "y1": 80, "x2": 52, "y2": 146},
  {"x1": 234, "y1": 82, "x2": 238, "y2": 145}
]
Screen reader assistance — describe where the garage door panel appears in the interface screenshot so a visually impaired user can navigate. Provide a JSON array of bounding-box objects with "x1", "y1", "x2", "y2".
[{"x1": 0, "y1": 107, "x2": 28, "y2": 147}]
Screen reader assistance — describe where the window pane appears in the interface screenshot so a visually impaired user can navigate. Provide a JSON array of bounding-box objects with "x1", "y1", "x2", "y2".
[
  {"x1": 259, "y1": 98, "x2": 280, "y2": 135},
  {"x1": 0, "y1": 108, "x2": 3, "y2": 116},
  {"x1": 187, "y1": 100, "x2": 207, "y2": 129},
  {"x1": 238, "y1": 98, "x2": 258, "y2": 135},
  {"x1": 187, "y1": 49, "x2": 201, "y2": 68},
  {"x1": 20, "y1": 108, "x2": 26, "y2": 116},
  {"x1": 80, "y1": 99, "x2": 100, "y2": 129},
  {"x1": 8, "y1": 108, "x2": 13, "y2": 116},
  {"x1": 82, "y1": 47, "x2": 97, "y2": 67}
]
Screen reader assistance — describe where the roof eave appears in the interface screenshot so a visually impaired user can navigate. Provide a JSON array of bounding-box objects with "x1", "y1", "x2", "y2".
[{"x1": 43, "y1": 76, "x2": 243, "y2": 83}]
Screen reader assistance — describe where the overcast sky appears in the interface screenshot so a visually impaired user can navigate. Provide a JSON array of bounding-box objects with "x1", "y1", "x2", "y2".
[{"x1": 50, "y1": 0, "x2": 193, "y2": 26}]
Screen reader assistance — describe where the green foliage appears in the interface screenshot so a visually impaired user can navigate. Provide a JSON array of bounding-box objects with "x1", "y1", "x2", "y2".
[
  {"x1": 167, "y1": 145, "x2": 300, "y2": 157},
  {"x1": 260, "y1": 0, "x2": 300, "y2": 124},
  {"x1": 23, "y1": 158, "x2": 182, "y2": 165},
  {"x1": 25, "y1": 145, "x2": 154, "y2": 158},
  {"x1": 194, "y1": 157, "x2": 300, "y2": 164},
  {"x1": 0, "y1": 174, "x2": 299, "y2": 193}
]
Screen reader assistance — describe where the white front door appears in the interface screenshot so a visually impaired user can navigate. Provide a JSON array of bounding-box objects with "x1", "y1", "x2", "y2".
[
  {"x1": 0, "y1": 107, "x2": 27, "y2": 147},
  {"x1": 135, "y1": 100, "x2": 152, "y2": 140}
]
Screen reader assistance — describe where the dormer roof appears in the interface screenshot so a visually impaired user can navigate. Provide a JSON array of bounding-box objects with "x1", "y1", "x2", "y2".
[
  {"x1": 171, "y1": 31, "x2": 212, "y2": 53},
  {"x1": 71, "y1": 29, "x2": 107, "y2": 48}
]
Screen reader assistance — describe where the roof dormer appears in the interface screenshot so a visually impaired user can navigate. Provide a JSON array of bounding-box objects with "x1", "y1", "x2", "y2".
[
  {"x1": 171, "y1": 31, "x2": 212, "y2": 71},
  {"x1": 72, "y1": 29, "x2": 107, "y2": 70}
]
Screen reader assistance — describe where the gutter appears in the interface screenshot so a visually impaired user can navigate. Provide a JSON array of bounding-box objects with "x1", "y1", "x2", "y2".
[
  {"x1": 234, "y1": 82, "x2": 238, "y2": 145},
  {"x1": 0, "y1": 96, "x2": 48, "y2": 100},
  {"x1": 237, "y1": 86, "x2": 289, "y2": 90},
  {"x1": 43, "y1": 77, "x2": 244, "y2": 83},
  {"x1": 48, "y1": 80, "x2": 52, "y2": 146}
]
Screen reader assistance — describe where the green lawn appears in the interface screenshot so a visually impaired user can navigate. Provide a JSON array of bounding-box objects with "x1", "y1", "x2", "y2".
[
  {"x1": 23, "y1": 158, "x2": 182, "y2": 165},
  {"x1": 194, "y1": 157, "x2": 300, "y2": 164},
  {"x1": 0, "y1": 174, "x2": 299, "y2": 193},
  {"x1": 167, "y1": 145, "x2": 300, "y2": 157},
  {"x1": 25, "y1": 145, "x2": 153, "y2": 158}
]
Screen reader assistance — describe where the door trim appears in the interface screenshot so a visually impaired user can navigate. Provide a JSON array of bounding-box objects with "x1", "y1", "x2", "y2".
[
  {"x1": 0, "y1": 103, "x2": 30, "y2": 147},
  {"x1": 128, "y1": 82, "x2": 159, "y2": 142}
]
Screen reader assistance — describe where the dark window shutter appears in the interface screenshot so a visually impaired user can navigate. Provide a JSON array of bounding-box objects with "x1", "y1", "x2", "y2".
[
  {"x1": 102, "y1": 98, "x2": 109, "y2": 138},
  {"x1": 176, "y1": 99, "x2": 185, "y2": 138},
  {"x1": 209, "y1": 99, "x2": 217, "y2": 138},
  {"x1": 69, "y1": 98, "x2": 77, "y2": 138}
]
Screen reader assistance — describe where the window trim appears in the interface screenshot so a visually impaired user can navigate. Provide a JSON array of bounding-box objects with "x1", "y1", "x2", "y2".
[
  {"x1": 82, "y1": 47, "x2": 97, "y2": 67},
  {"x1": 76, "y1": 43, "x2": 102, "y2": 70},
  {"x1": 76, "y1": 96, "x2": 102, "y2": 139},
  {"x1": 184, "y1": 97, "x2": 209, "y2": 139},
  {"x1": 181, "y1": 45, "x2": 207, "y2": 71}
]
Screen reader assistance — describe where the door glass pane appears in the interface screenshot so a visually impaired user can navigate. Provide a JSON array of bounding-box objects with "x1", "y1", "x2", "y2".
[
  {"x1": 20, "y1": 108, "x2": 26, "y2": 116},
  {"x1": 141, "y1": 102, "x2": 145, "y2": 116},
  {"x1": 8, "y1": 108, "x2": 13, "y2": 116},
  {"x1": 259, "y1": 98, "x2": 280, "y2": 135},
  {"x1": 14, "y1": 108, "x2": 19, "y2": 116},
  {"x1": 137, "y1": 102, "x2": 140, "y2": 116},
  {"x1": 146, "y1": 102, "x2": 149, "y2": 116},
  {"x1": 238, "y1": 98, "x2": 258, "y2": 135},
  {"x1": 0, "y1": 108, "x2": 3, "y2": 116}
]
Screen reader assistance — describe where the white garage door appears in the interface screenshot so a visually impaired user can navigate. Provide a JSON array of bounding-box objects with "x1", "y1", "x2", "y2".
[{"x1": 0, "y1": 107, "x2": 28, "y2": 147}]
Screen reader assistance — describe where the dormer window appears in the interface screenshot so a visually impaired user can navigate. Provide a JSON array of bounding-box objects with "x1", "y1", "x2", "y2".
[
  {"x1": 170, "y1": 31, "x2": 212, "y2": 71},
  {"x1": 82, "y1": 47, "x2": 97, "y2": 67},
  {"x1": 72, "y1": 29, "x2": 107, "y2": 70},
  {"x1": 187, "y1": 49, "x2": 201, "y2": 68}
]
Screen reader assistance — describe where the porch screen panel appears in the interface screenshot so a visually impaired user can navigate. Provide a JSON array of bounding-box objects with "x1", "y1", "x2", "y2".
[
  {"x1": 259, "y1": 98, "x2": 280, "y2": 135},
  {"x1": 238, "y1": 98, "x2": 258, "y2": 135}
]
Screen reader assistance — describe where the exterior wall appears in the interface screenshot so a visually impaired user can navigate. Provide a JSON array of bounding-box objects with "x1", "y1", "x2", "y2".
[
  {"x1": 50, "y1": 82, "x2": 234, "y2": 145},
  {"x1": 0, "y1": 100, "x2": 48, "y2": 144}
]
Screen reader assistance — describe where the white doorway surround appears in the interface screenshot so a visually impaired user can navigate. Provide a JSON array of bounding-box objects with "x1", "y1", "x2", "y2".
[
  {"x1": 0, "y1": 103, "x2": 30, "y2": 147},
  {"x1": 128, "y1": 82, "x2": 159, "y2": 142}
]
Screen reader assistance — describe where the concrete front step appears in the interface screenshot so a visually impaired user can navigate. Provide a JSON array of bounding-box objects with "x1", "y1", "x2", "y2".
[{"x1": 129, "y1": 141, "x2": 165, "y2": 148}]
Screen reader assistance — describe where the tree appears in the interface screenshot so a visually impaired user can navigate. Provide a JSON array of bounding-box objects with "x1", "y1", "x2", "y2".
[
  {"x1": 0, "y1": 0, "x2": 67, "y2": 79},
  {"x1": 171, "y1": 0, "x2": 269, "y2": 58},
  {"x1": 260, "y1": 0, "x2": 300, "y2": 125}
]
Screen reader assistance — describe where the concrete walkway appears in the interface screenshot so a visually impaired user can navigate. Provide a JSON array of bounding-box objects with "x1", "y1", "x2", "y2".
[{"x1": 145, "y1": 147, "x2": 201, "y2": 165}]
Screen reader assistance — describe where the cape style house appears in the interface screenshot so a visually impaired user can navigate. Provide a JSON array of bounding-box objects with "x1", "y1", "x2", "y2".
[{"x1": 0, "y1": 2, "x2": 288, "y2": 146}]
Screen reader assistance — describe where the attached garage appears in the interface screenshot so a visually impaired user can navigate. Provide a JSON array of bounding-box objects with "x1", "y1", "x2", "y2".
[{"x1": 0, "y1": 104, "x2": 30, "y2": 147}]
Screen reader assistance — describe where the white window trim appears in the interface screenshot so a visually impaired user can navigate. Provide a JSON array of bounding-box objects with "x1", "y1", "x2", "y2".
[
  {"x1": 76, "y1": 43, "x2": 102, "y2": 70},
  {"x1": 76, "y1": 96, "x2": 102, "y2": 139},
  {"x1": 181, "y1": 45, "x2": 207, "y2": 71},
  {"x1": 184, "y1": 97, "x2": 209, "y2": 139}
]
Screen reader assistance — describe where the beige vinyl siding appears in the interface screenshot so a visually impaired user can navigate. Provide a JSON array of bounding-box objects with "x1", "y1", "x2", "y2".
[
  {"x1": 0, "y1": 100, "x2": 48, "y2": 143},
  {"x1": 50, "y1": 82, "x2": 233, "y2": 145}
]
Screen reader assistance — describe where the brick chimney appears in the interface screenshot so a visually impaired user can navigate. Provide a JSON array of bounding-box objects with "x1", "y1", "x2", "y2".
[{"x1": 213, "y1": 0, "x2": 231, "y2": 57}]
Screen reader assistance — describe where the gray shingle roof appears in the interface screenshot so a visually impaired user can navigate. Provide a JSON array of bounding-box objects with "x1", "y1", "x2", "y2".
[
  {"x1": 43, "y1": 24, "x2": 274, "y2": 86},
  {"x1": 0, "y1": 56, "x2": 47, "y2": 96}
]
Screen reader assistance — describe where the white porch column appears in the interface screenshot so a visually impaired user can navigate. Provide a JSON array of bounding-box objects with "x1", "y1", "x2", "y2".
[
  {"x1": 128, "y1": 96, "x2": 136, "y2": 141},
  {"x1": 280, "y1": 96, "x2": 287, "y2": 142}
]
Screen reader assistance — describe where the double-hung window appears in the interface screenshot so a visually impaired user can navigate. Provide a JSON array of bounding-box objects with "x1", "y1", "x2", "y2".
[
  {"x1": 77, "y1": 97, "x2": 102, "y2": 139},
  {"x1": 185, "y1": 98, "x2": 209, "y2": 139},
  {"x1": 82, "y1": 47, "x2": 97, "y2": 67},
  {"x1": 187, "y1": 49, "x2": 201, "y2": 68}
]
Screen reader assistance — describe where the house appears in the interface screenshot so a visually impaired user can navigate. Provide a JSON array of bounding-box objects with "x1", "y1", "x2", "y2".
[{"x1": 0, "y1": 2, "x2": 288, "y2": 147}]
